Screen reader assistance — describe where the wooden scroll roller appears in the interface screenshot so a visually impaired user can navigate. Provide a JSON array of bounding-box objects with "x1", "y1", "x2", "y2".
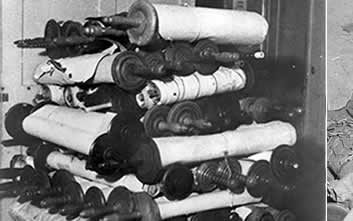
[
  {"x1": 0, "y1": 166, "x2": 48, "y2": 190},
  {"x1": 19, "y1": 143, "x2": 145, "y2": 191},
  {"x1": 14, "y1": 20, "x2": 65, "y2": 59},
  {"x1": 164, "y1": 94, "x2": 242, "y2": 134},
  {"x1": 21, "y1": 104, "x2": 116, "y2": 155},
  {"x1": 43, "y1": 20, "x2": 64, "y2": 59},
  {"x1": 248, "y1": 145, "x2": 301, "y2": 185},
  {"x1": 145, "y1": 151, "x2": 293, "y2": 202},
  {"x1": 138, "y1": 40, "x2": 262, "y2": 77},
  {"x1": 235, "y1": 159, "x2": 282, "y2": 199},
  {"x1": 61, "y1": 20, "x2": 127, "y2": 58},
  {"x1": 128, "y1": 120, "x2": 296, "y2": 184},
  {"x1": 161, "y1": 40, "x2": 263, "y2": 77},
  {"x1": 143, "y1": 105, "x2": 186, "y2": 137},
  {"x1": 143, "y1": 93, "x2": 242, "y2": 137},
  {"x1": 19, "y1": 172, "x2": 109, "y2": 219},
  {"x1": 83, "y1": 162, "x2": 193, "y2": 202},
  {"x1": 4, "y1": 103, "x2": 37, "y2": 142},
  {"x1": 5, "y1": 103, "x2": 296, "y2": 185},
  {"x1": 34, "y1": 84, "x2": 144, "y2": 117},
  {"x1": 154, "y1": 121, "x2": 296, "y2": 167},
  {"x1": 38, "y1": 178, "x2": 109, "y2": 216},
  {"x1": 4, "y1": 103, "x2": 146, "y2": 177},
  {"x1": 15, "y1": 18, "x2": 122, "y2": 58},
  {"x1": 41, "y1": 176, "x2": 110, "y2": 217},
  {"x1": 80, "y1": 186, "x2": 260, "y2": 221},
  {"x1": 33, "y1": 48, "x2": 171, "y2": 91},
  {"x1": 46, "y1": 150, "x2": 144, "y2": 192},
  {"x1": 11, "y1": 146, "x2": 191, "y2": 202},
  {"x1": 136, "y1": 66, "x2": 248, "y2": 109},
  {"x1": 191, "y1": 40, "x2": 265, "y2": 74},
  {"x1": 84, "y1": 19, "x2": 127, "y2": 38},
  {"x1": 75, "y1": 84, "x2": 143, "y2": 117},
  {"x1": 59, "y1": 20, "x2": 92, "y2": 57},
  {"x1": 142, "y1": 102, "x2": 212, "y2": 138},
  {"x1": 95, "y1": 0, "x2": 268, "y2": 46},
  {"x1": 191, "y1": 158, "x2": 240, "y2": 193},
  {"x1": 39, "y1": 181, "x2": 85, "y2": 212},
  {"x1": 0, "y1": 168, "x2": 49, "y2": 199}
]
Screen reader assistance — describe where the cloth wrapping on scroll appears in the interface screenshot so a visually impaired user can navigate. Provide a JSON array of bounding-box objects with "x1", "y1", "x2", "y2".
[
  {"x1": 33, "y1": 46, "x2": 117, "y2": 85},
  {"x1": 154, "y1": 4, "x2": 268, "y2": 45},
  {"x1": 22, "y1": 105, "x2": 116, "y2": 155},
  {"x1": 33, "y1": 53, "x2": 108, "y2": 85}
]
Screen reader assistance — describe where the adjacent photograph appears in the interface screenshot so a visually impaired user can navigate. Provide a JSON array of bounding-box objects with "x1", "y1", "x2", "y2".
[
  {"x1": 0, "y1": 0, "x2": 325, "y2": 221},
  {"x1": 327, "y1": 0, "x2": 353, "y2": 220}
]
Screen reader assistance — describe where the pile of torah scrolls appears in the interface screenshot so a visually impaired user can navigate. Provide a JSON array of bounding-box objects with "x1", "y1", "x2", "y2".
[{"x1": 2, "y1": 1, "x2": 303, "y2": 220}]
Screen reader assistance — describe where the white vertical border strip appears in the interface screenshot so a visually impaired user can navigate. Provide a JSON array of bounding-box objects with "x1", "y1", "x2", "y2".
[{"x1": 325, "y1": 0, "x2": 328, "y2": 219}]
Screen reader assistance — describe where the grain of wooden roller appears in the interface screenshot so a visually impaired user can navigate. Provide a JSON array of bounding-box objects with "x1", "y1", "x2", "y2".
[
  {"x1": 23, "y1": 143, "x2": 144, "y2": 191},
  {"x1": 43, "y1": 150, "x2": 194, "y2": 201},
  {"x1": 11, "y1": 145, "x2": 192, "y2": 202},
  {"x1": 0, "y1": 166, "x2": 50, "y2": 200},
  {"x1": 35, "y1": 84, "x2": 144, "y2": 117},
  {"x1": 5, "y1": 102, "x2": 297, "y2": 185},
  {"x1": 17, "y1": 170, "x2": 75, "y2": 206},
  {"x1": 4, "y1": 102, "x2": 145, "y2": 177},
  {"x1": 59, "y1": 186, "x2": 107, "y2": 220},
  {"x1": 33, "y1": 48, "x2": 171, "y2": 91}
]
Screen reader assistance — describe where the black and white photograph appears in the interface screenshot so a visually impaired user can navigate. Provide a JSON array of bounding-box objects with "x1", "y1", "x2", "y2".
[{"x1": 0, "y1": 0, "x2": 325, "y2": 221}]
